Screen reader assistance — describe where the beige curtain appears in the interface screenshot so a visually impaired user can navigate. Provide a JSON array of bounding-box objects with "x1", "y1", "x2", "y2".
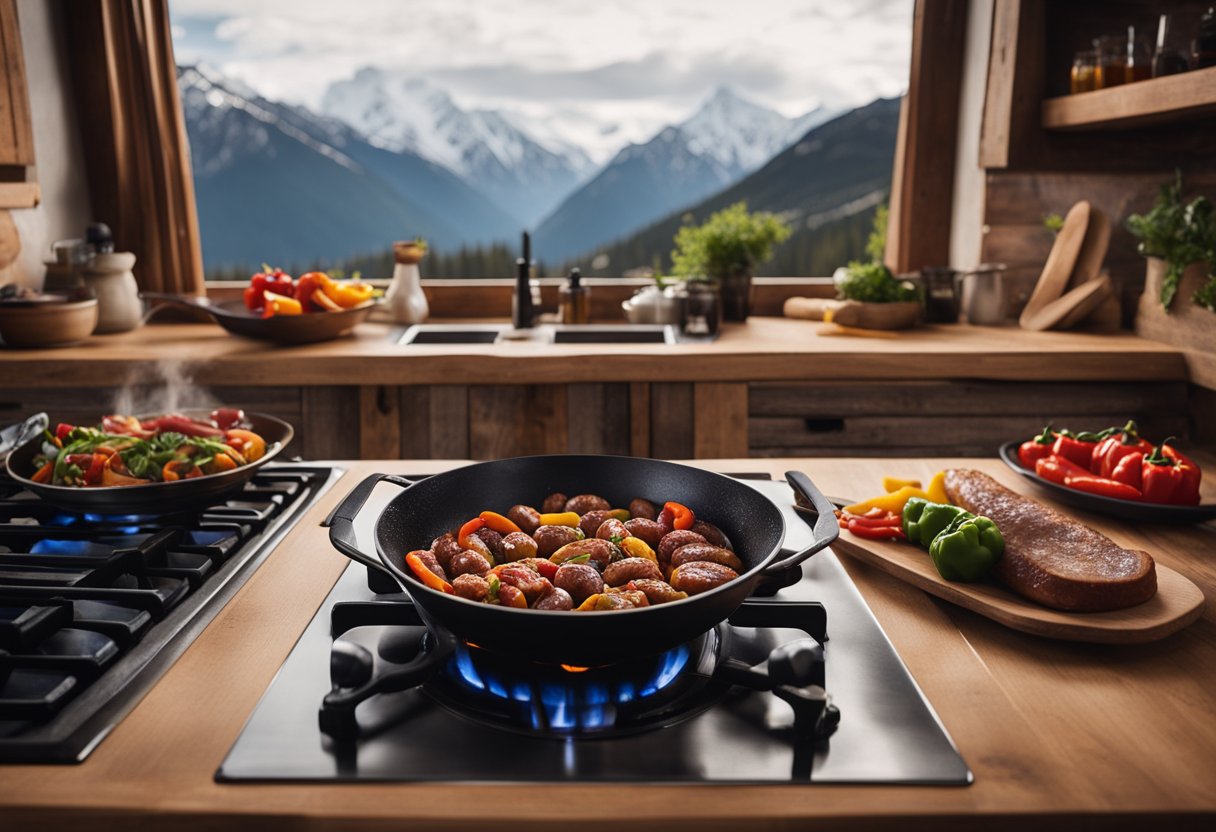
[{"x1": 65, "y1": 0, "x2": 203, "y2": 294}]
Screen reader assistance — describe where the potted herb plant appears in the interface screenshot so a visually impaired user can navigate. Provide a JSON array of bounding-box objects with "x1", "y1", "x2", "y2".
[
  {"x1": 670, "y1": 202, "x2": 791, "y2": 322},
  {"x1": 1126, "y1": 172, "x2": 1215, "y2": 313}
]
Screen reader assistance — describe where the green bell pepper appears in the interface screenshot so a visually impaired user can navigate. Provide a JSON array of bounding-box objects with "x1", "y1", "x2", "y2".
[
  {"x1": 902, "y1": 497, "x2": 974, "y2": 549},
  {"x1": 928, "y1": 515, "x2": 1005, "y2": 582}
]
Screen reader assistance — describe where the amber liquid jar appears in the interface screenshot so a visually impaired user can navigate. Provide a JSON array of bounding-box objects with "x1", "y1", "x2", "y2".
[{"x1": 1070, "y1": 52, "x2": 1096, "y2": 93}]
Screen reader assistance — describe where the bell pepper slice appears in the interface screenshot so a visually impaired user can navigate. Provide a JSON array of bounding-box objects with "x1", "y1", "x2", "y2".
[
  {"x1": 311, "y1": 288, "x2": 343, "y2": 312},
  {"x1": 662, "y1": 501, "x2": 695, "y2": 530},
  {"x1": 31, "y1": 461, "x2": 54, "y2": 483},
  {"x1": 162, "y1": 460, "x2": 203, "y2": 481},
  {"x1": 223, "y1": 429, "x2": 264, "y2": 462},
  {"x1": 882, "y1": 476, "x2": 922, "y2": 493},
  {"x1": 843, "y1": 485, "x2": 931, "y2": 517},
  {"x1": 846, "y1": 518, "x2": 906, "y2": 540},
  {"x1": 925, "y1": 470, "x2": 949, "y2": 504},
  {"x1": 404, "y1": 551, "x2": 453, "y2": 594},
  {"x1": 479, "y1": 510, "x2": 522, "y2": 535},
  {"x1": 101, "y1": 454, "x2": 150, "y2": 486},
  {"x1": 538, "y1": 511, "x2": 580, "y2": 527},
  {"x1": 458, "y1": 517, "x2": 486, "y2": 549},
  {"x1": 317, "y1": 273, "x2": 375, "y2": 308},
  {"x1": 261, "y1": 290, "x2": 303, "y2": 318}
]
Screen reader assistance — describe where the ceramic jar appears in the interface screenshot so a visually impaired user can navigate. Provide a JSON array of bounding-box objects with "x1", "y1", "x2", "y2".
[{"x1": 81, "y1": 252, "x2": 142, "y2": 333}]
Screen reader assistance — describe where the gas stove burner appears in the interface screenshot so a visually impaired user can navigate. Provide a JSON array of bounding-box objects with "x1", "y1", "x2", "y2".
[
  {"x1": 318, "y1": 595, "x2": 836, "y2": 744},
  {"x1": 0, "y1": 464, "x2": 342, "y2": 763}
]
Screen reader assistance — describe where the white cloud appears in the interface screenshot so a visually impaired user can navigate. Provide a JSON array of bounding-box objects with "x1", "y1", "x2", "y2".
[{"x1": 169, "y1": 0, "x2": 912, "y2": 160}]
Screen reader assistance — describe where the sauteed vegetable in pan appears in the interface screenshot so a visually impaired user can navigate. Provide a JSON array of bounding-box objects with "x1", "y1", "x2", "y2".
[{"x1": 403, "y1": 493, "x2": 743, "y2": 611}]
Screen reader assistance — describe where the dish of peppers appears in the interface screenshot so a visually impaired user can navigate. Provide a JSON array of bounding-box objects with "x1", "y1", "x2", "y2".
[
  {"x1": 27, "y1": 409, "x2": 269, "y2": 488},
  {"x1": 999, "y1": 422, "x2": 1215, "y2": 524}
]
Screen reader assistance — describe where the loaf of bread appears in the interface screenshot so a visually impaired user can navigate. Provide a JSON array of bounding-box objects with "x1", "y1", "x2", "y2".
[{"x1": 944, "y1": 469, "x2": 1156, "y2": 611}]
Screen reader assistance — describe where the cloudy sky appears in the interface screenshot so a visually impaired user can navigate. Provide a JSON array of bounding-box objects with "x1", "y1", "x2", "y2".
[{"x1": 170, "y1": 0, "x2": 913, "y2": 162}]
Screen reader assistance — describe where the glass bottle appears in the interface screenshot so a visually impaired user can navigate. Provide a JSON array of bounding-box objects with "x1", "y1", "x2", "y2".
[
  {"x1": 1126, "y1": 26, "x2": 1152, "y2": 83},
  {"x1": 1094, "y1": 36, "x2": 1126, "y2": 89},
  {"x1": 1153, "y1": 14, "x2": 1191, "y2": 77},
  {"x1": 1070, "y1": 50, "x2": 1096, "y2": 93},
  {"x1": 1197, "y1": 6, "x2": 1216, "y2": 68}
]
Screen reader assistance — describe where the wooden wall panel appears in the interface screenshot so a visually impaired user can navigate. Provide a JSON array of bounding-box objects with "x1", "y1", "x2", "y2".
[
  {"x1": 693, "y1": 382, "x2": 748, "y2": 458},
  {"x1": 300, "y1": 386, "x2": 359, "y2": 460},
  {"x1": 629, "y1": 382, "x2": 651, "y2": 457},
  {"x1": 648, "y1": 383, "x2": 694, "y2": 460},
  {"x1": 427, "y1": 385, "x2": 469, "y2": 458},
  {"x1": 566, "y1": 383, "x2": 631, "y2": 455},
  {"x1": 468, "y1": 385, "x2": 567, "y2": 459},
  {"x1": 359, "y1": 385, "x2": 400, "y2": 459}
]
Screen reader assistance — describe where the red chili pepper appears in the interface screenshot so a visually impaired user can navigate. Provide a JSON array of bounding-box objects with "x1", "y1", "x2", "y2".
[
  {"x1": 842, "y1": 510, "x2": 904, "y2": 528},
  {"x1": 1160, "y1": 442, "x2": 1202, "y2": 506},
  {"x1": 1091, "y1": 421, "x2": 1154, "y2": 478},
  {"x1": 1141, "y1": 439, "x2": 1195, "y2": 505},
  {"x1": 1017, "y1": 424, "x2": 1057, "y2": 469},
  {"x1": 143, "y1": 414, "x2": 223, "y2": 437},
  {"x1": 1051, "y1": 427, "x2": 1117, "y2": 470},
  {"x1": 404, "y1": 551, "x2": 453, "y2": 594},
  {"x1": 55, "y1": 423, "x2": 76, "y2": 442},
  {"x1": 662, "y1": 501, "x2": 695, "y2": 530},
  {"x1": 457, "y1": 517, "x2": 486, "y2": 549},
  {"x1": 82, "y1": 453, "x2": 109, "y2": 486},
  {"x1": 846, "y1": 518, "x2": 906, "y2": 540},
  {"x1": 1110, "y1": 451, "x2": 1144, "y2": 491},
  {"x1": 1064, "y1": 474, "x2": 1142, "y2": 501},
  {"x1": 1035, "y1": 454, "x2": 1091, "y2": 485}
]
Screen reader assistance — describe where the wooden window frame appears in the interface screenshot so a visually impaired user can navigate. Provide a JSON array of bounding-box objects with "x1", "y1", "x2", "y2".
[
  {"x1": 96, "y1": 0, "x2": 966, "y2": 302},
  {"x1": 0, "y1": 0, "x2": 38, "y2": 209}
]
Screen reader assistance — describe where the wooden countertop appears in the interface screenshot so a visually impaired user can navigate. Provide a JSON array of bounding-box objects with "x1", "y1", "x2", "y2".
[
  {"x1": 3, "y1": 457, "x2": 1213, "y2": 831},
  {"x1": 0, "y1": 319, "x2": 1189, "y2": 387}
]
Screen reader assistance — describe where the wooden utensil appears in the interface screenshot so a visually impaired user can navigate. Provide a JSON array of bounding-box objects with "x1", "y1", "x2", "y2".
[
  {"x1": 1021, "y1": 274, "x2": 1112, "y2": 332},
  {"x1": 785, "y1": 296, "x2": 920, "y2": 330},
  {"x1": 1019, "y1": 200, "x2": 1090, "y2": 328},
  {"x1": 832, "y1": 530, "x2": 1205, "y2": 643},
  {"x1": 1068, "y1": 205, "x2": 1110, "y2": 291}
]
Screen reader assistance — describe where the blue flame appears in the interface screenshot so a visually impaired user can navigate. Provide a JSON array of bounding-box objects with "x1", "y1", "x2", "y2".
[
  {"x1": 29, "y1": 539, "x2": 112, "y2": 556},
  {"x1": 454, "y1": 649, "x2": 484, "y2": 690},
  {"x1": 84, "y1": 513, "x2": 145, "y2": 524}
]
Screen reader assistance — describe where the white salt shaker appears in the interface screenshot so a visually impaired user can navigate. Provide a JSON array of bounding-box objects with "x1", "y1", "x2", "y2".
[
  {"x1": 385, "y1": 240, "x2": 429, "y2": 324},
  {"x1": 82, "y1": 251, "x2": 142, "y2": 333}
]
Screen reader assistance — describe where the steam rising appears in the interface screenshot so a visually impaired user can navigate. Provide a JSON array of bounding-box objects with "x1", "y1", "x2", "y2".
[{"x1": 110, "y1": 360, "x2": 222, "y2": 417}]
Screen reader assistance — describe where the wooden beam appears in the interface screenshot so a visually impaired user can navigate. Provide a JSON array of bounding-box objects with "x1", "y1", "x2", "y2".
[{"x1": 888, "y1": 0, "x2": 970, "y2": 272}]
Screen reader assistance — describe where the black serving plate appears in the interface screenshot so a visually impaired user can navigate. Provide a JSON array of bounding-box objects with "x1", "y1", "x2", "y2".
[{"x1": 998, "y1": 441, "x2": 1216, "y2": 525}]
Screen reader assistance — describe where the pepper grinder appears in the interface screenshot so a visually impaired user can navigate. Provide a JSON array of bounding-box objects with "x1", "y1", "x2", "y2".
[{"x1": 385, "y1": 240, "x2": 429, "y2": 324}]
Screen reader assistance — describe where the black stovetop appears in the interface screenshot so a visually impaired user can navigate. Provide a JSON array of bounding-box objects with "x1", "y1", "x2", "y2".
[
  {"x1": 218, "y1": 477, "x2": 972, "y2": 785},
  {"x1": 0, "y1": 464, "x2": 342, "y2": 763}
]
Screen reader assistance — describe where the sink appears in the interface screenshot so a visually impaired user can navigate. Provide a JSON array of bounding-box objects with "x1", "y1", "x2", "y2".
[
  {"x1": 397, "y1": 324, "x2": 505, "y2": 345},
  {"x1": 396, "y1": 323, "x2": 692, "y2": 346}
]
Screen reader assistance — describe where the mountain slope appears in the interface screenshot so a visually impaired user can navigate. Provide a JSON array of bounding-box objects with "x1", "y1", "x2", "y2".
[
  {"x1": 322, "y1": 69, "x2": 592, "y2": 226},
  {"x1": 179, "y1": 66, "x2": 519, "y2": 271},
  {"x1": 568, "y1": 96, "x2": 901, "y2": 277},
  {"x1": 533, "y1": 88, "x2": 831, "y2": 262}
]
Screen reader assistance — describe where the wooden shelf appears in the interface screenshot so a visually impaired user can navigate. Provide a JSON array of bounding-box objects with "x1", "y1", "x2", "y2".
[{"x1": 1042, "y1": 66, "x2": 1216, "y2": 131}]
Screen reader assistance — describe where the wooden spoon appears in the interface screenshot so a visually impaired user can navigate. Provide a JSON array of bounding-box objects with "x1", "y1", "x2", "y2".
[
  {"x1": 1069, "y1": 206, "x2": 1110, "y2": 291},
  {"x1": 1019, "y1": 200, "x2": 1090, "y2": 328},
  {"x1": 1021, "y1": 274, "x2": 1112, "y2": 331}
]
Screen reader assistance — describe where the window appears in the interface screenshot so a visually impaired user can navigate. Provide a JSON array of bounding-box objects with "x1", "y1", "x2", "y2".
[{"x1": 169, "y1": 0, "x2": 913, "y2": 280}]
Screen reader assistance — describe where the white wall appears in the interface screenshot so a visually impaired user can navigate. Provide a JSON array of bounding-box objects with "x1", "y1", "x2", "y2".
[
  {"x1": 8, "y1": 0, "x2": 91, "y2": 288},
  {"x1": 949, "y1": 0, "x2": 994, "y2": 269}
]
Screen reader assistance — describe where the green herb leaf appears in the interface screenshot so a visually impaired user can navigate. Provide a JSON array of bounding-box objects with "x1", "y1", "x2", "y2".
[{"x1": 565, "y1": 553, "x2": 592, "y2": 564}]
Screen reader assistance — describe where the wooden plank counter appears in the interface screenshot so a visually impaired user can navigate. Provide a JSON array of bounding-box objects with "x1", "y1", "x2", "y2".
[
  {"x1": 0, "y1": 319, "x2": 1198, "y2": 461},
  {"x1": 2, "y1": 457, "x2": 1212, "y2": 831}
]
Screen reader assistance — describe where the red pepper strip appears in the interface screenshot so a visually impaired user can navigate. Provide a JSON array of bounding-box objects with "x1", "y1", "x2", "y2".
[
  {"x1": 83, "y1": 453, "x2": 109, "y2": 486},
  {"x1": 142, "y1": 414, "x2": 223, "y2": 437},
  {"x1": 846, "y1": 519, "x2": 906, "y2": 540},
  {"x1": 1160, "y1": 442, "x2": 1202, "y2": 505},
  {"x1": 457, "y1": 517, "x2": 486, "y2": 549},
  {"x1": 55, "y1": 423, "x2": 76, "y2": 442},
  {"x1": 663, "y1": 501, "x2": 695, "y2": 530},
  {"x1": 1035, "y1": 454, "x2": 1090, "y2": 485},
  {"x1": 1017, "y1": 424, "x2": 1057, "y2": 469},
  {"x1": 1110, "y1": 451, "x2": 1144, "y2": 491},
  {"x1": 1064, "y1": 474, "x2": 1142, "y2": 501},
  {"x1": 842, "y1": 511, "x2": 904, "y2": 528},
  {"x1": 479, "y1": 510, "x2": 521, "y2": 535},
  {"x1": 404, "y1": 551, "x2": 453, "y2": 594}
]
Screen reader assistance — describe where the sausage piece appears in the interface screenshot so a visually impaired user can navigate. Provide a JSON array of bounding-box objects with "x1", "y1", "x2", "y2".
[
  {"x1": 533, "y1": 587, "x2": 574, "y2": 611},
  {"x1": 542, "y1": 492, "x2": 568, "y2": 513},
  {"x1": 452, "y1": 573, "x2": 489, "y2": 602},
  {"x1": 578, "y1": 509, "x2": 614, "y2": 538},
  {"x1": 602, "y1": 557, "x2": 663, "y2": 587},
  {"x1": 473, "y1": 527, "x2": 505, "y2": 560},
  {"x1": 495, "y1": 565, "x2": 552, "y2": 603},
  {"x1": 431, "y1": 532, "x2": 464, "y2": 571},
  {"x1": 500, "y1": 531, "x2": 538, "y2": 562},
  {"x1": 691, "y1": 520, "x2": 732, "y2": 551},
  {"x1": 533, "y1": 525, "x2": 582, "y2": 557},
  {"x1": 565, "y1": 494, "x2": 611, "y2": 515},
  {"x1": 507, "y1": 505, "x2": 542, "y2": 534},
  {"x1": 624, "y1": 518, "x2": 663, "y2": 546},
  {"x1": 628, "y1": 498, "x2": 658, "y2": 521},
  {"x1": 595, "y1": 518, "x2": 631, "y2": 542},
  {"x1": 669, "y1": 543, "x2": 744, "y2": 573},
  {"x1": 449, "y1": 550, "x2": 492, "y2": 578},
  {"x1": 554, "y1": 563, "x2": 605, "y2": 605},
  {"x1": 550, "y1": 538, "x2": 618, "y2": 571},
  {"x1": 669, "y1": 561, "x2": 739, "y2": 595},
  {"x1": 631, "y1": 578, "x2": 689, "y2": 605},
  {"x1": 657, "y1": 530, "x2": 708, "y2": 570}
]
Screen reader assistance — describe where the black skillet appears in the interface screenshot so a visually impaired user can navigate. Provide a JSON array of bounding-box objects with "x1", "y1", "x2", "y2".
[
  {"x1": 141, "y1": 293, "x2": 378, "y2": 345},
  {"x1": 3, "y1": 410, "x2": 293, "y2": 514},
  {"x1": 327, "y1": 455, "x2": 839, "y2": 668}
]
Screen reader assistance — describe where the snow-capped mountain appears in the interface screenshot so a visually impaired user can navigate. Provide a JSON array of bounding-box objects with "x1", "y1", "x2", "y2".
[
  {"x1": 321, "y1": 68, "x2": 594, "y2": 226},
  {"x1": 534, "y1": 88, "x2": 834, "y2": 262},
  {"x1": 178, "y1": 65, "x2": 518, "y2": 270}
]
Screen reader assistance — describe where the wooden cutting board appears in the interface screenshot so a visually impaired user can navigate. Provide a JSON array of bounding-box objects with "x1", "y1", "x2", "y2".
[
  {"x1": 832, "y1": 530, "x2": 1205, "y2": 643},
  {"x1": 1020, "y1": 274, "x2": 1112, "y2": 332},
  {"x1": 1068, "y1": 206, "x2": 1110, "y2": 291},
  {"x1": 1019, "y1": 200, "x2": 1090, "y2": 328}
]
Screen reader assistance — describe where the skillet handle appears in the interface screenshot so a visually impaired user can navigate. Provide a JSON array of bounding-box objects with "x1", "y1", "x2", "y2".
[
  {"x1": 326, "y1": 473, "x2": 415, "y2": 576},
  {"x1": 760, "y1": 470, "x2": 841, "y2": 576}
]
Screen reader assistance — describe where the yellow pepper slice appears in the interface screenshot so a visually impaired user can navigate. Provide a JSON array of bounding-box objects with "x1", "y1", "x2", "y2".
[
  {"x1": 539, "y1": 511, "x2": 581, "y2": 527},
  {"x1": 882, "y1": 476, "x2": 922, "y2": 493},
  {"x1": 619, "y1": 537, "x2": 657, "y2": 563},
  {"x1": 926, "y1": 470, "x2": 950, "y2": 504},
  {"x1": 261, "y1": 290, "x2": 302, "y2": 317},
  {"x1": 844, "y1": 485, "x2": 931, "y2": 517},
  {"x1": 317, "y1": 274, "x2": 375, "y2": 309}
]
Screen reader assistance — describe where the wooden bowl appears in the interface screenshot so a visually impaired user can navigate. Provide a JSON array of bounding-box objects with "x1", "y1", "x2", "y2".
[
  {"x1": 143, "y1": 293, "x2": 378, "y2": 345},
  {"x1": 0, "y1": 297, "x2": 98, "y2": 347}
]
